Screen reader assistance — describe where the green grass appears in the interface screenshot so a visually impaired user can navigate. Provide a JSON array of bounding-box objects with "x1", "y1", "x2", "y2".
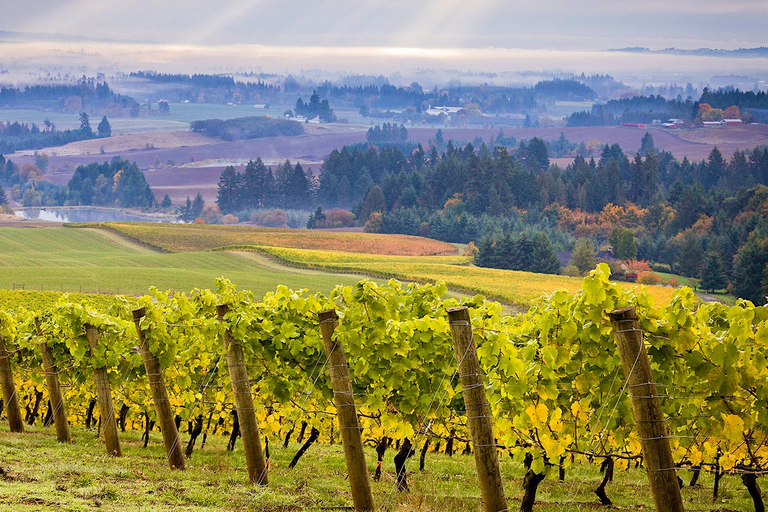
[
  {"x1": 0, "y1": 227, "x2": 366, "y2": 296},
  {"x1": 656, "y1": 272, "x2": 736, "y2": 305},
  {"x1": 0, "y1": 423, "x2": 755, "y2": 511}
]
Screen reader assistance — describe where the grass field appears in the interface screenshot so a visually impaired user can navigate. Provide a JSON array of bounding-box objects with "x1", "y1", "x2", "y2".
[
  {"x1": 249, "y1": 246, "x2": 679, "y2": 307},
  {"x1": 0, "y1": 224, "x2": 680, "y2": 308},
  {"x1": 0, "y1": 228, "x2": 365, "y2": 296},
  {"x1": 0, "y1": 423, "x2": 754, "y2": 511}
]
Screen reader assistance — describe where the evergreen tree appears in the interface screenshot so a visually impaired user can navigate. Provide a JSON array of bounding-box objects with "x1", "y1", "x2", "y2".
[
  {"x1": 359, "y1": 185, "x2": 386, "y2": 223},
  {"x1": 242, "y1": 158, "x2": 275, "y2": 209},
  {"x1": 161, "y1": 194, "x2": 172, "y2": 208},
  {"x1": 699, "y1": 248, "x2": 726, "y2": 293},
  {"x1": 571, "y1": 238, "x2": 597, "y2": 274},
  {"x1": 191, "y1": 193, "x2": 205, "y2": 220},
  {"x1": 524, "y1": 137, "x2": 550, "y2": 172},
  {"x1": 732, "y1": 237, "x2": 768, "y2": 304},
  {"x1": 283, "y1": 162, "x2": 312, "y2": 209},
  {"x1": 530, "y1": 233, "x2": 561, "y2": 274},
  {"x1": 0, "y1": 182, "x2": 6, "y2": 205},
  {"x1": 675, "y1": 231, "x2": 704, "y2": 277},
  {"x1": 609, "y1": 226, "x2": 637, "y2": 260},
  {"x1": 79, "y1": 112, "x2": 93, "y2": 136},
  {"x1": 217, "y1": 165, "x2": 242, "y2": 214},
  {"x1": 97, "y1": 116, "x2": 111, "y2": 138},
  {"x1": 307, "y1": 206, "x2": 326, "y2": 229},
  {"x1": 639, "y1": 132, "x2": 655, "y2": 156},
  {"x1": 179, "y1": 194, "x2": 205, "y2": 222}
]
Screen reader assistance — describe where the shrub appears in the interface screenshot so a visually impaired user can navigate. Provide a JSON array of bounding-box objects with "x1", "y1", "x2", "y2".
[
  {"x1": 325, "y1": 209, "x2": 356, "y2": 228},
  {"x1": 564, "y1": 265, "x2": 581, "y2": 277},
  {"x1": 221, "y1": 214, "x2": 239, "y2": 225},
  {"x1": 623, "y1": 259, "x2": 652, "y2": 274},
  {"x1": 667, "y1": 278, "x2": 679, "y2": 287},
  {"x1": 464, "y1": 241, "x2": 479, "y2": 259},
  {"x1": 201, "y1": 204, "x2": 223, "y2": 225},
  {"x1": 251, "y1": 209, "x2": 288, "y2": 228},
  {"x1": 364, "y1": 212, "x2": 382, "y2": 233},
  {"x1": 649, "y1": 262, "x2": 672, "y2": 273},
  {"x1": 637, "y1": 271, "x2": 661, "y2": 285},
  {"x1": 194, "y1": 218, "x2": 205, "y2": 225}
]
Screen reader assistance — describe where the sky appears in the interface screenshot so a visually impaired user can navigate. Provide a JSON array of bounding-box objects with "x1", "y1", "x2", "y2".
[
  {"x1": 3, "y1": 0, "x2": 767, "y2": 50},
  {"x1": 1, "y1": 1, "x2": 768, "y2": 83}
]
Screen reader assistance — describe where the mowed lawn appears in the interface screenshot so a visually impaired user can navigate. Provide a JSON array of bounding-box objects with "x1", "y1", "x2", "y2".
[{"x1": 0, "y1": 228, "x2": 364, "y2": 296}]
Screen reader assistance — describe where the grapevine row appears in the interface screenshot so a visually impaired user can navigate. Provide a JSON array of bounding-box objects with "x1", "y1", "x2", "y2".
[{"x1": 0, "y1": 265, "x2": 766, "y2": 510}]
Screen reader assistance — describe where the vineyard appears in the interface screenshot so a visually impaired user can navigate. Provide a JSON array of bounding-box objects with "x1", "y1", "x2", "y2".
[{"x1": 0, "y1": 265, "x2": 766, "y2": 511}]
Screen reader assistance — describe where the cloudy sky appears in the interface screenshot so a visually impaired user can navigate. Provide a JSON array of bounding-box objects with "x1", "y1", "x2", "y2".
[
  {"x1": 3, "y1": 0, "x2": 767, "y2": 50},
  {"x1": 1, "y1": 0, "x2": 767, "y2": 83}
]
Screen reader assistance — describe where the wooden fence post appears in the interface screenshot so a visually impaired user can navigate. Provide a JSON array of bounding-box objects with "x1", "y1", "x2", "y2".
[
  {"x1": 0, "y1": 330, "x2": 24, "y2": 433},
  {"x1": 217, "y1": 304, "x2": 268, "y2": 485},
  {"x1": 85, "y1": 325, "x2": 121, "y2": 456},
  {"x1": 35, "y1": 318, "x2": 70, "y2": 443},
  {"x1": 609, "y1": 306, "x2": 684, "y2": 512},
  {"x1": 318, "y1": 309, "x2": 375, "y2": 512},
  {"x1": 132, "y1": 308, "x2": 186, "y2": 469},
  {"x1": 447, "y1": 306, "x2": 507, "y2": 512}
]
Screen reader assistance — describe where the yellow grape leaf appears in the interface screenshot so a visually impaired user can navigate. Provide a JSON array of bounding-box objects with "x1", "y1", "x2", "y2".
[
  {"x1": 526, "y1": 403, "x2": 548, "y2": 425},
  {"x1": 540, "y1": 436, "x2": 565, "y2": 458},
  {"x1": 570, "y1": 401, "x2": 582, "y2": 420},
  {"x1": 722, "y1": 414, "x2": 744, "y2": 444}
]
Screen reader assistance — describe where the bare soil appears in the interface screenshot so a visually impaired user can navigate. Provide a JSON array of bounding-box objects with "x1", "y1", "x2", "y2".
[{"x1": 14, "y1": 131, "x2": 217, "y2": 157}]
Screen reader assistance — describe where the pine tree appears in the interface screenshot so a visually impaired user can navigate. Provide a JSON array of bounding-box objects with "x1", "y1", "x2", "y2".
[
  {"x1": 161, "y1": 194, "x2": 172, "y2": 208},
  {"x1": 242, "y1": 158, "x2": 275, "y2": 209},
  {"x1": 571, "y1": 238, "x2": 597, "y2": 274},
  {"x1": 530, "y1": 233, "x2": 561, "y2": 275},
  {"x1": 732, "y1": 238, "x2": 768, "y2": 304},
  {"x1": 639, "y1": 132, "x2": 655, "y2": 156},
  {"x1": 0, "y1": 182, "x2": 7, "y2": 206},
  {"x1": 699, "y1": 249, "x2": 726, "y2": 293},
  {"x1": 79, "y1": 112, "x2": 93, "y2": 136},
  {"x1": 217, "y1": 166, "x2": 242, "y2": 214},
  {"x1": 359, "y1": 185, "x2": 386, "y2": 224},
  {"x1": 97, "y1": 116, "x2": 111, "y2": 138}
]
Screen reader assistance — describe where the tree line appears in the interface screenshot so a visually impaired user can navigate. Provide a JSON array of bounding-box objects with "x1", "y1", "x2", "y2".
[
  {"x1": 0, "y1": 81, "x2": 136, "y2": 112},
  {"x1": 0, "y1": 155, "x2": 154, "y2": 209},
  {"x1": 216, "y1": 158, "x2": 316, "y2": 214},
  {"x1": 190, "y1": 116, "x2": 303, "y2": 141}
]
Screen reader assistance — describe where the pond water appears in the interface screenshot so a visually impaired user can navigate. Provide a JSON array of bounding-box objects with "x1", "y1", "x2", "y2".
[{"x1": 14, "y1": 207, "x2": 176, "y2": 223}]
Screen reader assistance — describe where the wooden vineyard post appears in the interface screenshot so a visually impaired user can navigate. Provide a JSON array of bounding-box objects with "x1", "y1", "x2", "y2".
[
  {"x1": 0, "y1": 328, "x2": 24, "y2": 433},
  {"x1": 85, "y1": 325, "x2": 122, "y2": 456},
  {"x1": 35, "y1": 318, "x2": 71, "y2": 443},
  {"x1": 132, "y1": 308, "x2": 186, "y2": 470},
  {"x1": 217, "y1": 304, "x2": 268, "y2": 485},
  {"x1": 609, "y1": 306, "x2": 684, "y2": 512},
  {"x1": 447, "y1": 306, "x2": 507, "y2": 512},
  {"x1": 318, "y1": 310, "x2": 375, "y2": 512}
]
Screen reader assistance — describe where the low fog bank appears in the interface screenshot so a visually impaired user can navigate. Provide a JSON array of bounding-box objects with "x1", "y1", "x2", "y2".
[{"x1": 2, "y1": 39, "x2": 768, "y2": 88}]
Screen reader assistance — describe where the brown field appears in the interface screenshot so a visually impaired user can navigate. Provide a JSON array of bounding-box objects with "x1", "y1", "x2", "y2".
[
  {"x1": 12, "y1": 124, "x2": 768, "y2": 203},
  {"x1": 14, "y1": 131, "x2": 217, "y2": 157},
  {"x1": 94, "y1": 222, "x2": 459, "y2": 256}
]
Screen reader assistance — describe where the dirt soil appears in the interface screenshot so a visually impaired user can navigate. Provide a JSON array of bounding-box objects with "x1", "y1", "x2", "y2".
[{"x1": 14, "y1": 131, "x2": 217, "y2": 157}]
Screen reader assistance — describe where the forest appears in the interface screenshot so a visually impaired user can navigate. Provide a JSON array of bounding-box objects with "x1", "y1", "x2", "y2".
[
  {"x1": 209, "y1": 127, "x2": 768, "y2": 304},
  {"x1": 0, "y1": 81, "x2": 136, "y2": 112},
  {"x1": 0, "y1": 156, "x2": 154, "y2": 208},
  {"x1": 189, "y1": 116, "x2": 303, "y2": 140}
]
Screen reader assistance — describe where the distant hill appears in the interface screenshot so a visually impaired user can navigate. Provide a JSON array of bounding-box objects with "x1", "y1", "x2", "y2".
[{"x1": 608, "y1": 47, "x2": 768, "y2": 58}]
